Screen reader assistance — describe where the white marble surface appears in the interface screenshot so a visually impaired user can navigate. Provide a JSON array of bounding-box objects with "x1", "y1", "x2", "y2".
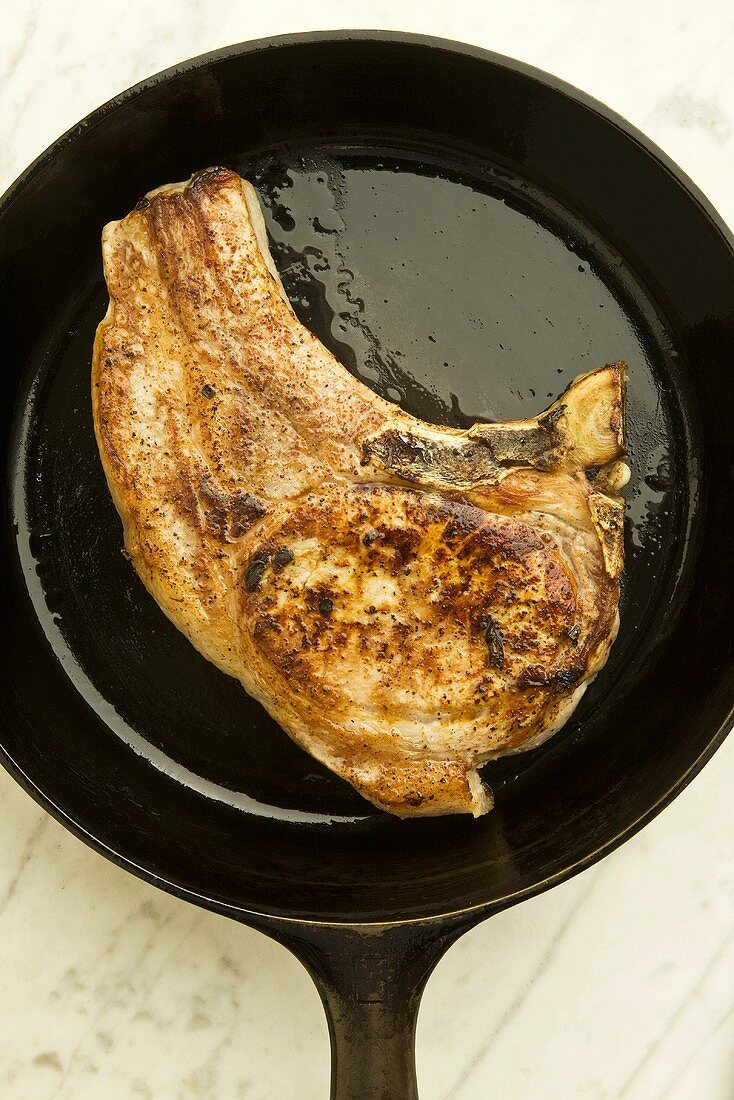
[{"x1": 1, "y1": 1, "x2": 734, "y2": 1097}]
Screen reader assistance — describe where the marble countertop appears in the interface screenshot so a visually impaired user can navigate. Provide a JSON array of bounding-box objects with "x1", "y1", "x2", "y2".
[{"x1": 2, "y1": 2, "x2": 733, "y2": 1097}]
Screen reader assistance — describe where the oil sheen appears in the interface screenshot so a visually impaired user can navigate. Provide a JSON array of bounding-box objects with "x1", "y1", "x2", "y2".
[{"x1": 16, "y1": 146, "x2": 690, "y2": 821}]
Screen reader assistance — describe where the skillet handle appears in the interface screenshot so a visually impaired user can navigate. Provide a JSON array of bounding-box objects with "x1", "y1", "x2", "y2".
[{"x1": 281, "y1": 918, "x2": 471, "y2": 1100}]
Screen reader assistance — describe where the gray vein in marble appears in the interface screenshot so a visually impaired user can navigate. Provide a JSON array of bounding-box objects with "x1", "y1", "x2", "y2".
[
  {"x1": 653, "y1": 93, "x2": 731, "y2": 144},
  {"x1": 193, "y1": 1007, "x2": 246, "y2": 1097},
  {"x1": 129, "y1": 912, "x2": 203, "y2": 1021},
  {"x1": 0, "y1": 10, "x2": 38, "y2": 83},
  {"x1": 0, "y1": 816, "x2": 48, "y2": 915},
  {"x1": 441, "y1": 867, "x2": 604, "y2": 1099},
  {"x1": 50, "y1": 906, "x2": 177, "y2": 1097},
  {"x1": 653, "y1": 999, "x2": 734, "y2": 1100},
  {"x1": 682, "y1": 23, "x2": 734, "y2": 84},
  {"x1": 0, "y1": 9, "x2": 38, "y2": 174},
  {"x1": 32, "y1": 1052, "x2": 62, "y2": 1072},
  {"x1": 544, "y1": 0, "x2": 638, "y2": 65},
  {"x1": 615, "y1": 921, "x2": 734, "y2": 1099},
  {"x1": 0, "y1": 102, "x2": 25, "y2": 169}
]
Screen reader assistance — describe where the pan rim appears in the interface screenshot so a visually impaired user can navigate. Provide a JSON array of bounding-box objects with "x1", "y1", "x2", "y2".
[
  {"x1": 0, "y1": 731, "x2": 728, "y2": 928},
  {"x1": 1, "y1": 29, "x2": 733, "y2": 256},
  {"x1": 1, "y1": 29, "x2": 733, "y2": 927}
]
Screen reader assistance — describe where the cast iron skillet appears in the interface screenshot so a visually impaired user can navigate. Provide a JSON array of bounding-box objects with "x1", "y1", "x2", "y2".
[{"x1": 2, "y1": 31, "x2": 734, "y2": 1098}]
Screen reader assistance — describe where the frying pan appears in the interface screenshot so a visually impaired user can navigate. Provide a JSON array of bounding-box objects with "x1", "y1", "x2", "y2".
[{"x1": 1, "y1": 30, "x2": 733, "y2": 1099}]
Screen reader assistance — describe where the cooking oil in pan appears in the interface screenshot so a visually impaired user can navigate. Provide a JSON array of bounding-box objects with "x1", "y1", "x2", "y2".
[{"x1": 17, "y1": 146, "x2": 694, "y2": 819}]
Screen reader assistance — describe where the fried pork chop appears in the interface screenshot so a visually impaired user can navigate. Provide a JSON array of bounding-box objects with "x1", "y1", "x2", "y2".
[{"x1": 92, "y1": 167, "x2": 628, "y2": 817}]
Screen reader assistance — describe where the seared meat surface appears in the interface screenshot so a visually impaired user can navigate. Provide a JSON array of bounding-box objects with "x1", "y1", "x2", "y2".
[{"x1": 93, "y1": 167, "x2": 628, "y2": 817}]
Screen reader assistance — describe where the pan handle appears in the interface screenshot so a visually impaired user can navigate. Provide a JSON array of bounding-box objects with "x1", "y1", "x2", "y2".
[{"x1": 278, "y1": 917, "x2": 475, "y2": 1100}]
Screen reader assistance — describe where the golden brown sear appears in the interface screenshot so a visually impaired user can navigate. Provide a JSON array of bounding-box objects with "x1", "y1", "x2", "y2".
[{"x1": 92, "y1": 167, "x2": 627, "y2": 817}]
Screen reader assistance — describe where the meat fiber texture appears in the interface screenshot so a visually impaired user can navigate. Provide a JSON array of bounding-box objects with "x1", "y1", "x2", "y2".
[{"x1": 93, "y1": 167, "x2": 628, "y2": 817}]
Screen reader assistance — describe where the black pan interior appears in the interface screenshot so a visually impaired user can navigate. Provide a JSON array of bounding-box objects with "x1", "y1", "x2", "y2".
[{"x1": 2, "y1": 34, "x2": 733, "y2": 923}]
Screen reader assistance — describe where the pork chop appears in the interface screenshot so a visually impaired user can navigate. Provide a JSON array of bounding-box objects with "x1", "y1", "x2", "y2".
[{"x1": 92, "y1": 167, "x2": 628, "y2": 817}]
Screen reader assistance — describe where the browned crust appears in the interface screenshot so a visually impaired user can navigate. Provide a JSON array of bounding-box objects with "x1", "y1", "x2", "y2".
[{"x1": 92, "y1": 166, "x2": 628, "y2": 818}]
